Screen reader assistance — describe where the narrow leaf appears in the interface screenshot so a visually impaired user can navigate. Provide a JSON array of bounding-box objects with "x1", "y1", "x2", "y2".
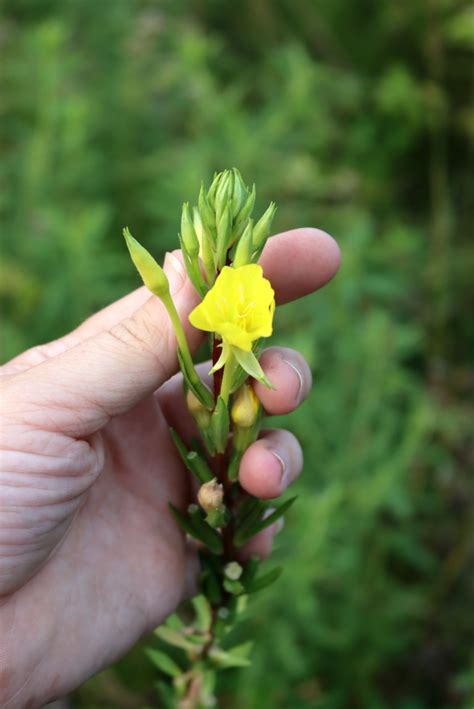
[
  {"x1": 145, "y1": 648, "x2": 182, "y2": 677},
  {"x1": 192, "y1": 594, "x2": 212, "y2": 632},
  {"x1": 245, "y1": 566, "x2": 282, "y2": 593},
  {"x1": 234, "y1": 496, "x2": 297, "y2": 547}
]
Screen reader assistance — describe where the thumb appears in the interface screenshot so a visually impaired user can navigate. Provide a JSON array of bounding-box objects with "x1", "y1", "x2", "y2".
[{"x1": 4, "y1": 251, "x2": 203, "y2": 438}]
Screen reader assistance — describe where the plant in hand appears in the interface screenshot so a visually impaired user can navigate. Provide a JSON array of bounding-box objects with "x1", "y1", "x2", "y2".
[{"x1": 124, "y1": 169, "x2": 296, "y2": 707}]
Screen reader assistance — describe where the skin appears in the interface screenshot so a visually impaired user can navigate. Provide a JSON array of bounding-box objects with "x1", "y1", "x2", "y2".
[{"x1": 0, "y1": 227, "x2": 340, "y2": 706}]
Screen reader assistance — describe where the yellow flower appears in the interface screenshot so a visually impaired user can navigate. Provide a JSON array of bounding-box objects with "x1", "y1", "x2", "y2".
[{"x1": 189, "y1": 264, "x2": 275, "y2": 351}]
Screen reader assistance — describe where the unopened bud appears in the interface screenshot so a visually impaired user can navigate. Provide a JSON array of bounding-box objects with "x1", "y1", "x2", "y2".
[
  {"x1": 197, "y1": 478, "x2": 224, "y2": 513},
  {"x1": 232, "y1": 219, "x2": 253, "y2": 268},
  {"x1": 186, "y1": 388, "x2": 212, "y2": 428},
  {"x1": 231, "y1": 383, "x2": 260, "y2": 428},
  {"x1": 123, "y1": 228, "x2": 169, "y2": 297},
  {"x1": 180, "y1": 202, "x2": 199, "y2": 257},
  {"x1": 253, "y1": 202, "x2": 276, "y2": 250},
  {"x1": 215, "y1": 170, "x2": 233, "y2": 223},
  {"x1": 231, "y1": 168, "x2": 248, "y2": 218},
  {"x1": 224, "y1": 561, "x2": 243, "y2": 581}
]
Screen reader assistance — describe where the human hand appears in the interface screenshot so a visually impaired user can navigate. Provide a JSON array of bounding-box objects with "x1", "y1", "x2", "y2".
[{"x1": 0, "y1": 227, "x2": 339, "y2": 706}]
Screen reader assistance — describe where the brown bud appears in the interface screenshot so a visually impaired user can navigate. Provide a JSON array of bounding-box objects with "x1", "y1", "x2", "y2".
[{"x1": 197, "y1": 478, "x2": 224, "y2": 513}]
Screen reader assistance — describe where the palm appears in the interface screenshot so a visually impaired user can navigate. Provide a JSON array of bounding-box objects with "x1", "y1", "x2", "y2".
[{"x1": 1, "y1": 394, "x2": 194, "y2": 700}]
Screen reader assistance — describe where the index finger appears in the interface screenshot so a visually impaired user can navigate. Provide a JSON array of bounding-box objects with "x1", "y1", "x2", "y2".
[{"x1": 260, "y1": 227, "x2": 340, "y2": 305}]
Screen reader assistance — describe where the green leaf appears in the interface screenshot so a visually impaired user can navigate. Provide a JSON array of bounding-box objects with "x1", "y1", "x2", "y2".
[
  {"x1": 245, "y1": 566, "x2": 282, "y2": 593},
  {"x1": 234, "y1": 496, "x2": 297, "y2": 547},
  {"x1": 187, "y1": 451, "x2": 214, "y2": 483},
  {"x1": 146, "y1": 648, "x2": 183, "y2": 677},
  {"x1": 165, "y1": 612, "x2": 185, "y2": 630},
  {"x1": 155, "y1": 626, "x2": 206, "y2": 653},
  {"x1": 209, "y1": 641, "x2": 253, "y2": 669},
  {"x1": 233, "y1": 347, "x2": 274, "y2": 388},
  {"x1": 187, "y1": 505, "x2": 224, "y2": 554},
  {"x1": 192, "y1": 594, "x2": 213, "y2": 632}
]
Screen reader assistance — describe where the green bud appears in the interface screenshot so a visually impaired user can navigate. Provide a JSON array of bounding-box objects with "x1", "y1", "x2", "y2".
[
  {"x1": 199, "y1": 183, "x2": 217, "y2": 235},
  {"x1": 207, "y1": 171, "x2": 222, "y2": 209},
  {"x1": 123, "y1": 228, "x2": 169, "y2": 297},
  {"x1": 180, "y1": 202, "x2": 199, "y2": 257},
  {"x1": 253, "y1": 202, "x2": 276, "y2": 250},
  {"x1": 215, "y1": 170, "x2": 233, "y2": 224},
  {"x1": 193, "y1": 207, "x2": 215, "y2": 284},
  {"x1": 232, "y1": 219, "x2": 253, "y2": 268},
  {"x1": 234, "y1": 183, "x2": 256, "y2": 236},
  {"x1": 231, "y1": 168, "x2": 248, "y2": 218}
]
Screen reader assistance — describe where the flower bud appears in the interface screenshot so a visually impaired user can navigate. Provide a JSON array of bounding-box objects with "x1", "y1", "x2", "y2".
[
  {"x1": 198, "y1": 183, "x2": 217, "y2": 235},
  {"x1": 224, "y1": 561, "x2": 243, "y2": 581},
  {"x1": 180, "y1": 202, "x2": 199, "y2": 257},
  {"x1": 253, "y1": 202, "x2": 277, "y2": 250},
  {"x1": 232, "y1": 219, "x2": 253, "y2": 268},
  {"x1": 231, "y1": 383, "x2": 260, "y2": 428},
  {"x1": 197, "y1": 478, "x2": 224, "y2": 513},
  {"x1": 123, "y1": 228, "x2": 169, "y2": 297},
  {"x1": 207, "y1": 170, "x2": 222, "y2": 209},
  {"x1": 186, "y1": 388, "x2": 212, "y2": 428},
  {"x1": 231, "y1": 168, "x2": 248, "y2": 218},
  {"x1": 215, "y1": 170, "x2": 233, "y2": 223},
  {"x1": 234, "y1": 183, "x2": 256, "y2": 236}
]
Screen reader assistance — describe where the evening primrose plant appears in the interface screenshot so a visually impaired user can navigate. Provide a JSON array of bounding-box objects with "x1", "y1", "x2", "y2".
[{"x1": 124, "y1": 169, "x2": 294, "y2": 708}]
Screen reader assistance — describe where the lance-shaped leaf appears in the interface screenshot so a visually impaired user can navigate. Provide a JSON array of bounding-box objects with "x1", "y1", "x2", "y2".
[
  {"x1": 233, "y1": 496, "x2": 297, "y2": 547},
  {"x1": 188, "y1": 505, "x2": 224, "y2": 554},
  {"x1": 168, "y1": 503, "x2": 223, "y2": 554},
  {"x1": 146, "y1": 648, "x2": 183, "y2": 678},
  {"x1": 234, "y1": 496, "x2": 266, "y2": 536},
  {"x1": 240, "y1": 555, "x2": 261, "y2": 588},
  {"x1": 155, "y1": 626, "x2": 206, "y2": 653},
  {"x1": 169, "y1": 429, "x2": 213, "y2": 483},
  {"x1": 192, "y1": 594, "x2": 213, "y2": 632},
  {"x1": 244, "y1": 566, "x2": 282, "y2": 594},
  {"x1": 209, "y1": 641, "x2": 253, "y2": 669}
]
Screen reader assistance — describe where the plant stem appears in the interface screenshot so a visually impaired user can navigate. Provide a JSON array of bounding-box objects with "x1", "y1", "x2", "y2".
[{"x1": 162, "y1": 292, "x2": 198, "y2": 383}]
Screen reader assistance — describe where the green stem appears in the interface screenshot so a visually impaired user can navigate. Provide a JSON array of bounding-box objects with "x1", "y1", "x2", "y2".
[
  {"x1": 219, "y1": 352, "x2": 237, "y2": 406},
  {"x1": 162, "y1": 291, "x2": 199, "y2": 384}
]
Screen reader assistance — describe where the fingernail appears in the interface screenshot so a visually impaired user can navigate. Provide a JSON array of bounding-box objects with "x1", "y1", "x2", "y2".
[
  {"x1": 282, "y1": 357, "x2": 305, "y2": 404},
  {"x1": 164, "y1": 251, "x2": 187, "y2": 294},
  {"x1": 269, "y1": 449, "x2": 289, "y2": 490}
]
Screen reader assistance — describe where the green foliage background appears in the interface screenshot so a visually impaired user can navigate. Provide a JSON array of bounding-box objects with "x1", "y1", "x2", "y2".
[{"x1": 1, "y1": 0, "x2": 473, "y2": 706}]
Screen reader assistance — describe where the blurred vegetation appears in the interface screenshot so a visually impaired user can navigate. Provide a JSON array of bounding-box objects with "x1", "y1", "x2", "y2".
[{"x1": 1, "y1": 0, "x2": 473, "y2": 707}]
